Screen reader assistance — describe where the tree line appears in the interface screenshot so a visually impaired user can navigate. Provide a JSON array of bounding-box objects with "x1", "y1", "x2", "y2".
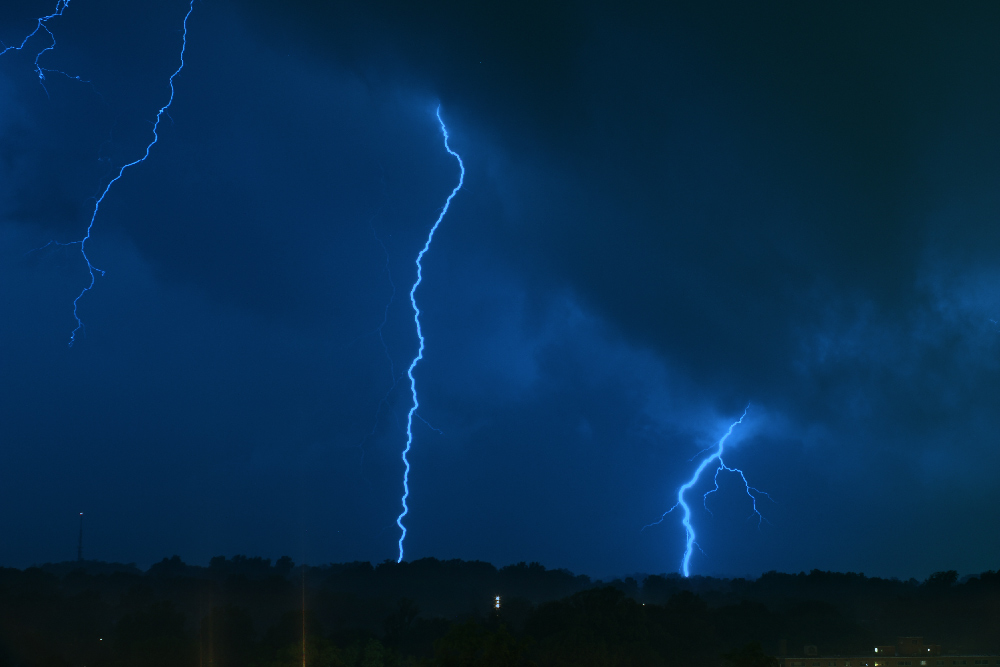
[{"x1": 1, "y1": 556, "x2": 998, "y2": 666}]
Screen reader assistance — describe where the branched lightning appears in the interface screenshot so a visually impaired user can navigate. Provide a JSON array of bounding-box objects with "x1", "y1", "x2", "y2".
[
  {"x1": 66, "y1": 0, "x2": 195, "y2": 346},
  {"x1": 395, "y1": 105, "x2": 464, "y2": 563},
  {"x1": 3, "y1": 0, "x2": 196, "y2": 346},
  {"x1": 644, "y1": 404, "x2": 773, "y2": 577},
  {"x1": 414, "y1": 413, "x2": 443, "y2": 435},
  {"x1": 0, "y1": 0, "x2": 79, "y2": 97}
]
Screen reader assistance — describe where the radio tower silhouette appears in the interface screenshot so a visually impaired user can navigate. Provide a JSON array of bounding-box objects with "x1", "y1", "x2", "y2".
[{"x1": 77, "y1": 513, "x2": 83, "y2": 562}]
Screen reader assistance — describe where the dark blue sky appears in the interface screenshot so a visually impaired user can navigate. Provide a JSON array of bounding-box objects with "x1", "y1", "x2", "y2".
[{"x1": 2, "y1": 0, "x2": 1000, "y2": 579}]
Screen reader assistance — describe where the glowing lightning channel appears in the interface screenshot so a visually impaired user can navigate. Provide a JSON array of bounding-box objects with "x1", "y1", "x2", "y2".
[
  {"x1": 395, "y1": 105, "x2": 465, "y2": 563},
  {"x1": 65, "y1": 0, "x2": 195, "y2": 346},
  {"x1": 644, "y1": 404, "x2": 773, "y2": 577},
  {"x1": 0, "y1": 1, "x2": 75, "y2": 96},
  {"x1": 6, "y1": 1, "x2": 195, "y2": 345}
]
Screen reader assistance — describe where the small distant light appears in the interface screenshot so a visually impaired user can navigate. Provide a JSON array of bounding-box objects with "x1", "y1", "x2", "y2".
[
  {"x1": 875, "y1": 649, "x2": 879, "y2": 653},
  {"x1": 494, "y1": 595, "x2": 500, "y2": 609}
]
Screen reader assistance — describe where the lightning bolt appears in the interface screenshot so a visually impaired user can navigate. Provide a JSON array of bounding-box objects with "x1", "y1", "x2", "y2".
[
  {"x1": 67, "y1": 0, "x2": 195, "y2": 346},
  {"x1": 645, "y1": 404, "x2": 773, "y2": 577},
  {"x1": 395, "y1": 105, "x2": 465, "y2": 563},
  {"x1": 3, "y1": 0, "x2": 196, "y2": 345},
  {"x1": 0, "y1": 0, "x2": 77, "y2": 97}
]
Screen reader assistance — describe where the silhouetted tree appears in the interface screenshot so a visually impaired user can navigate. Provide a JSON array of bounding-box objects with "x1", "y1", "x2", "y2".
[
  {"x1": 113, "y1": 601, "x2": 194, "y2": 667},
  {"x1": 722, "y1": 642, "x2": 779, "y2": 667}
]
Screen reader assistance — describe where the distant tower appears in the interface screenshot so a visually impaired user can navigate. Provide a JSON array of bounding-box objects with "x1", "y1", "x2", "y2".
[{"x1": 77, "y1": 513, "x2": 83, "y2": 562}]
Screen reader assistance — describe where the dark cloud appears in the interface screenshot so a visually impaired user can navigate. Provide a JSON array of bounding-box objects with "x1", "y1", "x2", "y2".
[{"x1": 1, "y1": 0, "x2": 1000, "y2": 578}]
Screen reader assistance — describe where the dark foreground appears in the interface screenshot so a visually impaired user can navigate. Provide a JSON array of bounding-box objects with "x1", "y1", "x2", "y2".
[{"x1": 1, "y1": 557, "x2": 999, "y2": 667}]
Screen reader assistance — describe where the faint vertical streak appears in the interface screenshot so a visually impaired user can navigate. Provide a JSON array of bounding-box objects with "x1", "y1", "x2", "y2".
[{"x1": 301, "y1": 567, "x2": 307, "y2": 667}]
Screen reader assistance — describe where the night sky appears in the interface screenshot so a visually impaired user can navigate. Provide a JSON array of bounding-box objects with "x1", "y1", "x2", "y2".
[{"x1": 2, "y1": 0, "x2": 1000, "y2": 580}]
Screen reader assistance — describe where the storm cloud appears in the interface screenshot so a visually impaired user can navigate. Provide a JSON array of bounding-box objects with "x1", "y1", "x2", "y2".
[{"x1": 2, "y1": 0, "x2": 999, "y2": 578}]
